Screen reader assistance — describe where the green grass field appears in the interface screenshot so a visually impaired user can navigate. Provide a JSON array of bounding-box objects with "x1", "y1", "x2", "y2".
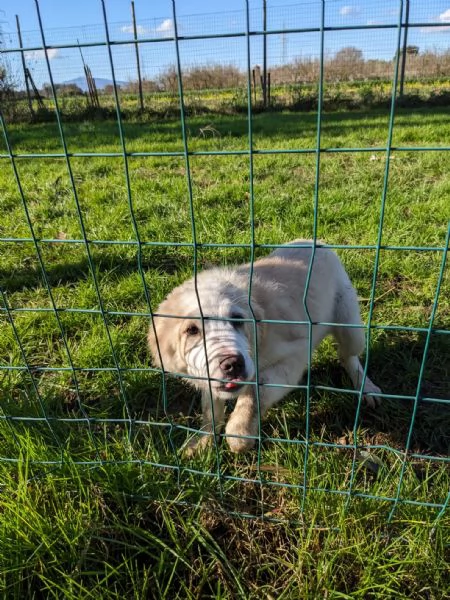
[{"x1": 0, "y1": 107, "x2": 449, "y2": 598}]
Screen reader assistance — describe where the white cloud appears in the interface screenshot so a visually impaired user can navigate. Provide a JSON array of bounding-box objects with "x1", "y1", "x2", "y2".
[
  {"x1": 120, "y1": 24, "x2": 150, "y2": 35},
  {"x1": 155, "y1": 18, "x2": 175, "y2": 36},
  {"x1": 438, "y1": 8, "x2": 450, "y2": 22},
  {"x1": 421, "y1": 9, "x2": 450, "y2": 33},
  {"x1": 24, "y1": 48, "x2": 60, "y2": 60},
  {"x1": 339, "y1": 5, "x2": 360, "y2": 17},
  {"x1": 120, "y1": 20, "x2": 175, "y2": 37}
]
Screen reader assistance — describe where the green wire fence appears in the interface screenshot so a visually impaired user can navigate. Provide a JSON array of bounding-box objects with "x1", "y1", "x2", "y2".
[{"x1": 0, "y1": 0, "x2": 449, "y2": 525}]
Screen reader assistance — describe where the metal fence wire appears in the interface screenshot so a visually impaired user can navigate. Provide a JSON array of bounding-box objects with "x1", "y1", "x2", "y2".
[{"x1": 0, "y1": 0, "x2": 449, "y2": 525}]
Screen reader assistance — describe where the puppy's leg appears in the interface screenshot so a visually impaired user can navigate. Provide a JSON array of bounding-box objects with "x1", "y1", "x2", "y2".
[
  {"x1": 224, "y1": 388, "x2": 259, "y2": 453},
  {"x1": 333, "y1": 280, "x2": 382, "y2": 408},
  {"x1": 339, "y1": 354, "x2": 382, "y2": 408},
  {"x1": 184, "y1": 390, "x2": 225, "y2": 456},
  {"x1": 225, "y1": 356, "x2": 305, "y2": 453}
]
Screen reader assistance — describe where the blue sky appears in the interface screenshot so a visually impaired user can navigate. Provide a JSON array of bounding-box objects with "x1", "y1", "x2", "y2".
[{"x1": 1, "y1": 0, "x2": 450, "y2": 88}]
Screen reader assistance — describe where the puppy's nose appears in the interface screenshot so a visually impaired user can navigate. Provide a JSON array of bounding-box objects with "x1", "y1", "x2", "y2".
[{"x1": 219, "y1": 354, "x2": 245, "y2": 379}]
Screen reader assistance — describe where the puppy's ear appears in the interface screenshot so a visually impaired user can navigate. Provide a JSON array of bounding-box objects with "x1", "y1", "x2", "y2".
[
  {"x1": 250, "y1": 297, "x2": 267, "y2": 343},
  {"x1": 148, "y1": 315, "x2": 177, "y2": 372},
  {"x1": 242, "y1": 295, "x2": 266, "y2": 347}
]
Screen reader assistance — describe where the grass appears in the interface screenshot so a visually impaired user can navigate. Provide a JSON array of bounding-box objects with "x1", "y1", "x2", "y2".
[{"x1": 0, "y1": 107, "x2": 449, "y2": 598}]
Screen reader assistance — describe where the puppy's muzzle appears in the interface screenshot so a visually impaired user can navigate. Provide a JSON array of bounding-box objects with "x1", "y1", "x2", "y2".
[{"x1": 219, "y1": 353, "x2": 246, "y2": 380}]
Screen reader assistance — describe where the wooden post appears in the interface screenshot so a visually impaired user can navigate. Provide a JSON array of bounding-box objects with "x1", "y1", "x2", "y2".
[
  {"x1": 16, "y1": 14, "x2": 34, "y2": 116},
  {"x1": 131, "y1": 1, "x2": 144, "y2": 111},
  {"x1": 78, "y1": 41, "x2": 100, "y2": 108},
  {"x1": 78, "y1": 41, "x2": 91, "y2": 106}
]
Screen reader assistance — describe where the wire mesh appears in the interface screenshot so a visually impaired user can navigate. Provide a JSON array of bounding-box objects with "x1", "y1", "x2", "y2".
[{"x1": 0, "y1": 0, "x2": 449, "y2": 524}]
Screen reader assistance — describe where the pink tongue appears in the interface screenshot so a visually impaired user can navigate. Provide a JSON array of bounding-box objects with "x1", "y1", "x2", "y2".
[{"x1": 225, "y1": 382, "x2": 238, "y2": 389}]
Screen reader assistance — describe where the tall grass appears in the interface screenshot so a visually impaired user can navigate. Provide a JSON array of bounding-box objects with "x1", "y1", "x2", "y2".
[{"x1": 6, "y1": 78, "x2": 450, "y2": 123}]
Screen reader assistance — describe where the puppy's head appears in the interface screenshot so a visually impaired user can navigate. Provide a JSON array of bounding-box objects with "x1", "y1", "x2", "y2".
[{"x1": 148, "y1": 270, "x2": 264, "y2": 399}]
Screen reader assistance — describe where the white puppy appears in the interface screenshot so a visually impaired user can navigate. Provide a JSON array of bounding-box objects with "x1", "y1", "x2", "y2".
[{"x1": 148, "y1": 240, "x2": 381, "y2": 454}]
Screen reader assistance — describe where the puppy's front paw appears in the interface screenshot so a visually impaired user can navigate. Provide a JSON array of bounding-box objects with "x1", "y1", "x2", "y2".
[
  {"x1": 182, "y1": 433, "x2": 214, "y2": 457},
  {"x1": 363, "y1": 380, "x2": 382, "y2": 408},
  {"x1": 225, "y1": 419, "x2": 258, "y2": 453},
  {"x1": 226, "y1": 433, "x2": 256, "y2": 453}
]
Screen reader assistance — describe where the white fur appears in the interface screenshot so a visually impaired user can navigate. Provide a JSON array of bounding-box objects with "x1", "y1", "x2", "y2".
[{"x1": 148, "y1": 240, "x2": 382, "y2": 454}]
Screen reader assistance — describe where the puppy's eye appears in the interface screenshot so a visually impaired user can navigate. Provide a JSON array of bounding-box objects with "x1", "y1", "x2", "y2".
[
  {"x1": 230, "y1": 313, "x2": 244, "y2": 328},
  {"x1": 185, "y1": 324, "x2": 200, "y2": 336}
]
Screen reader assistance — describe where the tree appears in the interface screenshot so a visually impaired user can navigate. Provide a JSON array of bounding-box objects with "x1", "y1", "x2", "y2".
[
  {"x1": 0, "y1": 64, "x2": 15, "y2": 98},
  {"x1": 395, "y1": 45, "x2": 420, "y2": 59},
  {"x1": 56, "y1": 83, "x2": 83, "y2": 96},
  {"x1": 330, "y1": 47, "x2": 364, "y2": 81},
  {"x1": 406, "y1": 45, "x2": 419, "y2": 56},
  {"x1": 334, "y1": 47, "x2": 363, "y2": 62}
]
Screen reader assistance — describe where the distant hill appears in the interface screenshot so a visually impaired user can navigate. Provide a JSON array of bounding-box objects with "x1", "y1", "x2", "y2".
[{"x1": 61, "y1": 76, "x2": 128, "y2": 92}]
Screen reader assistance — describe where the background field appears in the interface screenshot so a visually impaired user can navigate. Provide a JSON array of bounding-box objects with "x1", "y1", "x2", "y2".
[
  {"x1": 0, "y1": 107, "x2": 449, "y2": 597},
  {"x1": 5, "y1": 77, "x2": 450, "y2": 123}
]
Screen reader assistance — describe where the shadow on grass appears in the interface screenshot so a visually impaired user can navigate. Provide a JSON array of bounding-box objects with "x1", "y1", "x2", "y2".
[
  {"x1": 131, "y1": 330, "x2": 450, "y2": 457},
  {"x1": 0, "y1": 242, "x2": 255, "y2": 295},
  {"x1": 1, "y1": 324, "x2": 448, "y2": 458},
  {"x1": 201, "y1": 107, "x2": 450, "y2": 144},
  {"x1": 294, "y1": 331, "x2": 450, "y2": 456},
  {"x1": 4, "y1": 107, "x2": 450, "y2": 153},
  {"x1": 0, "y1": 245, "x2": 194, "y2": 294}
]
